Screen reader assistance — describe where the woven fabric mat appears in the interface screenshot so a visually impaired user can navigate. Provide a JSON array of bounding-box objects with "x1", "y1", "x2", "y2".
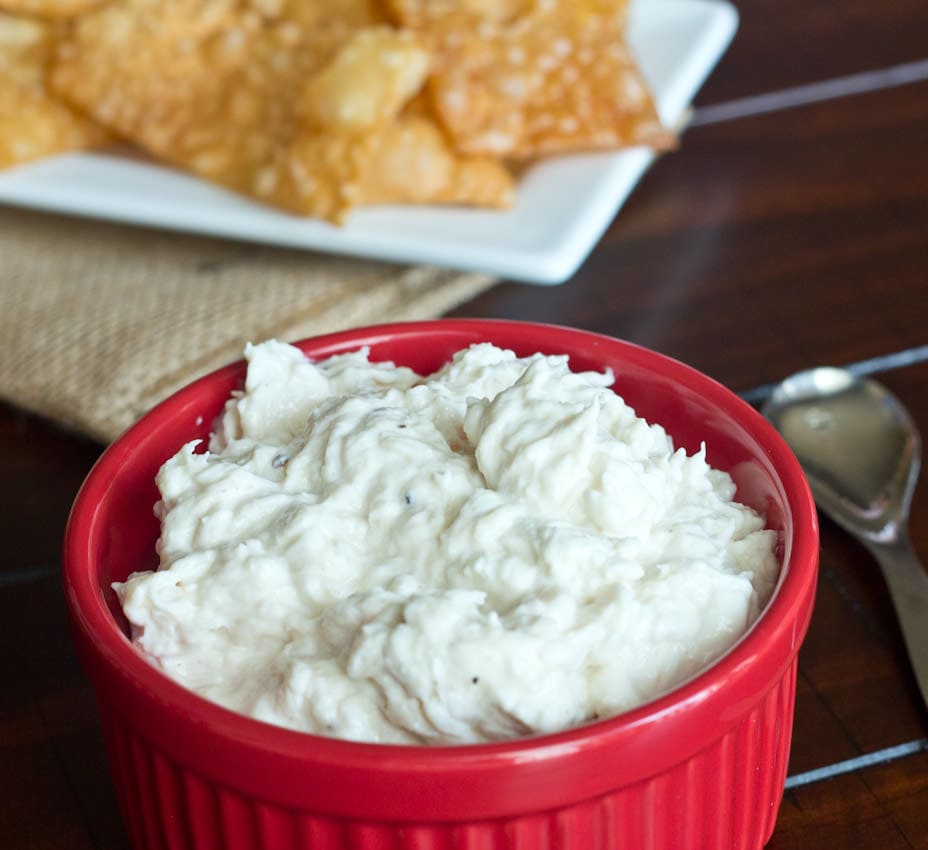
[{"x1": 0, "y1": 207, "x2": 496, "y2": 443}]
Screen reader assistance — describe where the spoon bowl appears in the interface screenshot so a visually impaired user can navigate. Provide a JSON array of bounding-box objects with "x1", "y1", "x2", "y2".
[
  {"x1": 763, "y1": 367, "x2": 920, "y2": 544},
  {"x1": 763, "y1": 367, "x2": 928, "y2": 711}
]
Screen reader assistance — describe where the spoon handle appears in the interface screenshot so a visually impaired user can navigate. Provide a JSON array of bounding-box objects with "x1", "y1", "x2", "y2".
[{"x1": 868, "y1": 536, "x2": 928, "y2": 711}]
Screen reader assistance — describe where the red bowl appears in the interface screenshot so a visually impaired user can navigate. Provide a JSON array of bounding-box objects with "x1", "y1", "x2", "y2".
[{"x1": 64, "y1": 320, "x2": 818, "y2": 850}]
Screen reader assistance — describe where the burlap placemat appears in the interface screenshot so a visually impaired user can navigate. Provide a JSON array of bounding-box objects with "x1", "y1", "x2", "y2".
[{"x1": 0, "y1": 207, "x2": 496, "y2": 443}]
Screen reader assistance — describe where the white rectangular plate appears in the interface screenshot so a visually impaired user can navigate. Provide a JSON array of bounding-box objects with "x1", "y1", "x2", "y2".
[{"x1": 0, "y1": 0, "x2": 736, "y2": 285}]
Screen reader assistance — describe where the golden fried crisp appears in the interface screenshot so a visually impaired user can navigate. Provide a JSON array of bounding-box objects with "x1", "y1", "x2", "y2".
[
  {"x1": 394, "y1": 0, "x2": 671, "y2": 159},
  {"x1": 361, "y1": 112, "x2": 514, "y2": 207},
  {"x1": 50, "y1": 0, "x2": 467, "y2": 221},
  {"x1": 34, "y1": 0, "x2": 663, "y2": 219},
  {"x1": 301, "y1": 27, "x2": 430, "y2": 132},
  {"x1": 0, "y1": 12, "x2": 108, "y2": 169},
  {"x1": 0, "y1": 10, "x2": 46, "y2": 85},
  {"x1": 383, "y1": 0, "x2": 531, "y2": 27},
  {"x1": 0, "y1": 0, "x2": 107, "y2": 18}
]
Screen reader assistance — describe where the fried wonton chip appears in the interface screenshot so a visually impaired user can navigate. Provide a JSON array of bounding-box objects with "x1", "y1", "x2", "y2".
[
  {"x1": 391, "y1": 0, "x2": 670, "y2": 159},
  {"x1": 51, "y1": 0, "x2": 506, "y2": 220},
  {"x1": 301, "y1": 26, "x2": 430, "y2": 132},
  {"x1": 0, "y1": 11, "x2": 50, "y2": 87},
  {"x1": 383, "y1": 0, "x2": 532, "y2": 28},
  {"x1": 361, "y1": 112, "x2": 514, "y2": 207},
  {"x1": 0, "y1": 12, "x2": 108, "y2": 169},
  {"x1": 0, "y1": 0, "x2": 107, "y2": 18}
]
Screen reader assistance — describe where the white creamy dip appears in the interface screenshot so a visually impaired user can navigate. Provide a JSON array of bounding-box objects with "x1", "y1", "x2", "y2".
[{"x1": 117, "y1": 340, "x2": 779, "y2": 745}]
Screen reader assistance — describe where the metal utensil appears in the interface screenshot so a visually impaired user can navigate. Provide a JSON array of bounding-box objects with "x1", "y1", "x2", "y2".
[{"x1": 763, "y1": 367, "x2": 928, "y2": 710}]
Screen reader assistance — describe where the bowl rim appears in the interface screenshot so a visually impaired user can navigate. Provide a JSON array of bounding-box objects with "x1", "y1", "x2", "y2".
[{"x1": 63, "y1": 319, "x2": 819, "y2": 813}]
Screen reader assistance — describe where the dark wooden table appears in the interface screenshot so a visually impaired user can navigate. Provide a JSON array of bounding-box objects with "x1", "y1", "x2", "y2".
[{"x1": 3, "y1": 0, "x2": 928, "y2": 847}]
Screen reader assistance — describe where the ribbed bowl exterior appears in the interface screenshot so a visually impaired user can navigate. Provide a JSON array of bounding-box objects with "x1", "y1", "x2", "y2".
[{"x1": 98, "y1": 661, "x2": 797, "y2": 850}]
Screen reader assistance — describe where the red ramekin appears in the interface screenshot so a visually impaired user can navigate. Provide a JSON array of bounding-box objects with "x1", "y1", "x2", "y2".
[{"x1": 64, "y1": 320, "x2": 819, "y2": 850}]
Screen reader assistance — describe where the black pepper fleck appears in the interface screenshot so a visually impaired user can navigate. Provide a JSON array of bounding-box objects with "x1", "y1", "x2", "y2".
[{"x1": 472, "y1": 676, "x2": 479, "y2": 684}]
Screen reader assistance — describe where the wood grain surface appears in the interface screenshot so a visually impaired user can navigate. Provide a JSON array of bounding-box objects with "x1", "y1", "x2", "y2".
[
  {"x1": 694, "y1": 0, "x2": 928, "y2": 103},
  {"x1": 2, "y1": 3, "x2": 928, "y2": 848}
]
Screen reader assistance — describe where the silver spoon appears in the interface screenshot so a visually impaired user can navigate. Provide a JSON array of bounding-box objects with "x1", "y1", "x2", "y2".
[{"x1": 763, "y1": 367, "x2": 928, "y2": 711}]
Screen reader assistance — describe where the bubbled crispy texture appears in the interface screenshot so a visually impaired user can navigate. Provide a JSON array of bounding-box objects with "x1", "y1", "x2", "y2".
[
  {"x1": 0, "y1": 11, "x2": 48, "y2": 87},
  {"x1": 0, "y1": 0, "x2": 106, "y2": 17},
  {"x1": 361, "y1": 113, "x2": 514, "y2": 207},
  {"x1": 301, "y1": 27, "x2": 430, "y2": 132},
  {"x1": 0, "y1": 12, "x2": 108, "y2": 168},
  {"x1": 27, "y1": 0, "x2": 667, "y2": 219},
  {"x1": 393, "y1": 0, "x2": 672, "y2": 158},
  {"x1": 384, "y1": 0, "x2": 532, "y2": 27},
  {"x1": 50, "y1": 0, "x2": 397, "y2": 221},
  {"x1": 49, "y1": 0, "x2": 515, "y2": 220}
]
